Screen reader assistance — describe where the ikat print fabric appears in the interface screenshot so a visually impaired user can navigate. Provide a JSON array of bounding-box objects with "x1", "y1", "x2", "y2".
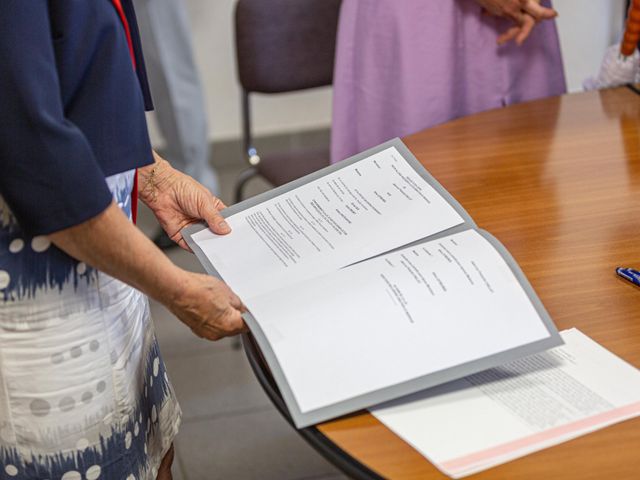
[{"x1": 0, "y1": 171, "x2": 181, "y2": 479}]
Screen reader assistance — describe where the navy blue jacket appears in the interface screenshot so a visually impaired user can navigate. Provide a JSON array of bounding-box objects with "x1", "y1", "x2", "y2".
[{"x1": 0, "y1": 0, "x2": 154, "y2": 235}]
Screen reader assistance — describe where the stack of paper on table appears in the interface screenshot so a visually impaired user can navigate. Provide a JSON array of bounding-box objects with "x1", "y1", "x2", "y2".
[
  {"x1": 184, "y1": 138, "x2": 562, "y2": 428},
  {"x1": 371, "y1": 328, "x2": 640, "y2": 478}
]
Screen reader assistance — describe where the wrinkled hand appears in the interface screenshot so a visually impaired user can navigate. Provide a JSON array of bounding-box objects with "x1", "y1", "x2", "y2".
[
  {"x1": 169, "y1": 271, "x2": 247, "y2": 340},
  {"x1": 139, "y1": 151, "x2": 230, "y2": 250},
  {"x1": 476, "y1": 0, "x2": 557, "y2": 46}
]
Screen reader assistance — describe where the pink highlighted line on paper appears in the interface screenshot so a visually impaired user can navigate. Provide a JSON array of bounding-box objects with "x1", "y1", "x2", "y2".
[{"x1": 440, "y1": 400, "x2": 640, "y2": 474}]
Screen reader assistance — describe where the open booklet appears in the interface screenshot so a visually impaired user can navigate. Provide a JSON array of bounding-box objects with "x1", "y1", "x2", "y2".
[{"x1": 183, "y1": 138, "x2": 562, "y2": 428}]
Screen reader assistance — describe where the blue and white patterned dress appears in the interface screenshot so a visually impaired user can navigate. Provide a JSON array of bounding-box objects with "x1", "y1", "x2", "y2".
[{"x1": 0, "y1": 171, "x2": 181, "y2": 480}]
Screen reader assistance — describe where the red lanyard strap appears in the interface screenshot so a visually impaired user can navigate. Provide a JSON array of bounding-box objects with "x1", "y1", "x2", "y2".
[
  {"x1": 111, "y1": 0, "x2": 137, "y2": 68},
  {"x1": 111, "y1": 0, "x2": 140, "y2": 224}
]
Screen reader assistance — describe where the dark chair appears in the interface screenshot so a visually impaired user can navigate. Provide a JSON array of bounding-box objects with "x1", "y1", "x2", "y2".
[
  {"x1": 231, "y1": 0, "x2": 341, "y2": 349},
  {"x1": 233, "y1": 0, "x2": 342, "y2": 204}
]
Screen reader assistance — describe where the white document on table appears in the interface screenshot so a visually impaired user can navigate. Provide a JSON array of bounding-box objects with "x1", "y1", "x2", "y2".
[
  {"x1": 371, "y1": 328, "x2": 640, "y2": 478},
  {"x1": 184, "y1": 138, "x2": 562, "y2": 428}
]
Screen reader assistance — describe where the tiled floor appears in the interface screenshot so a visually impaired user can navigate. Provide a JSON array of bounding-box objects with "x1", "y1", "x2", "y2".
[{"x1": 138, "y1": 154, "x2": 349, "y2": 480}]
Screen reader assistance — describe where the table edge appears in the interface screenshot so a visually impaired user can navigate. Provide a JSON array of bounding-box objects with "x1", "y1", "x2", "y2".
[{"x1": 241, "y1": 333, "x2": 385, "y2": 480}]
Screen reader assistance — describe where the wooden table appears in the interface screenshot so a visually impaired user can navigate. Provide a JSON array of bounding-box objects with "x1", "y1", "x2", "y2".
[{"x1": 243, "y1": 86, "x2": 640, "y2": 479}]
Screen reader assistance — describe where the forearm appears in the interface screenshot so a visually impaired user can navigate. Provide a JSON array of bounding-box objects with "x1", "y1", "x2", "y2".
[
  {"x1": 49, "y1": 201, "x2": 186, "y2": 304},
  {"x1": 48, "y1": 159, "x2": 245, "y2": 340}
]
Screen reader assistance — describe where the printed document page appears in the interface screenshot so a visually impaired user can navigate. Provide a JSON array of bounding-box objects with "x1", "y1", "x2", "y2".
[
  {"x1": 246, "y1": 229, "x2": 552, "y2": 415},
  {"x1": 191, "y1": 146, "x2": 464, "y2": 299},
  {"x1": 371, "y1": 329, "x2": 640, "y2": 478}
]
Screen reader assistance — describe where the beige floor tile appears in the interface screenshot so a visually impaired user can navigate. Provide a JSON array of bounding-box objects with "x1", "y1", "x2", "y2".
[
  {"x1": 164, "y1": 346, "x2": 271, "y2": 422},
  {"x1": 174, "y1": 409, "x2": 343, "y2": 480}
]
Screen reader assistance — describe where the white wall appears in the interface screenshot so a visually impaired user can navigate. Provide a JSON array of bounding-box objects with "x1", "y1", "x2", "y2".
[
  {"x1": 554, "y1": 0, "x2": 627, "y2": 92},
  {"x1": 149, "y1": 0, "x2": 629, "y2": 145}
]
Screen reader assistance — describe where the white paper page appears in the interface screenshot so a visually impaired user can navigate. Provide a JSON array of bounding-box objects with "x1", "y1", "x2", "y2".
[
  {"x1": 370, "y1": 329, "x2": 640, "y2": 479},
  {"x1": 191, "y1": 146, "x2": 464, "y2": 299},
  {"x1": 246, "y1": 229, "x2": 551, "y2": 414}
]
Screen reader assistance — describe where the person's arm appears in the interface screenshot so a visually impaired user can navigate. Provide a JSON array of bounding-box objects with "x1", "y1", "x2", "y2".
[
  {"x1": 0, "y1": 2, "x2": 245, "y2": 340},
  {"x1": 49, "y1": 202, "x2": 246, "y2": 340},
  {"x1": 474, "y1": 0, "x2": 557, "y2": 45}
]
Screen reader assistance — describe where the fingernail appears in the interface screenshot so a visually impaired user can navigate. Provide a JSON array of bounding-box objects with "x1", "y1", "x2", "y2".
[{"x1": 218, "y1": 220, "x2": 230, "y2": 230}]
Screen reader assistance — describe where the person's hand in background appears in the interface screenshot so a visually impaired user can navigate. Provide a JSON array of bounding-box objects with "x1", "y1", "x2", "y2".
[
  {"x1": 476, "y1": 0, "x2": 558, "y2": 46},
  {"x1": 139, "y1": 151, "x2": 230, "y2": 251},
  {"x1": 497, "y1": 1, "x2": 557, "y2": 45},
  {"x1": 476, "y1": 0, "x2": 528, "y2": 23}
]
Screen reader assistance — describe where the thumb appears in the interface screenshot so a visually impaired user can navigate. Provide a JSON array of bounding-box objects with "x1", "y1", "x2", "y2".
[
  {"x1": 229, "y1": 290, "x2": 247, "y2": 313},
  {"x1": 223, "y1": 306, "x2": 249, "y2": 334},
  {"x1": 202, "y1": 196, "x2": 231, "y2": 235}
]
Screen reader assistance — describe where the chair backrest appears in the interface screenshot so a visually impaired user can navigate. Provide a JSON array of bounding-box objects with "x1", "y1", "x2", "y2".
[{"x1": 235, "y1": 0, "x2": 342, "y2": 94}]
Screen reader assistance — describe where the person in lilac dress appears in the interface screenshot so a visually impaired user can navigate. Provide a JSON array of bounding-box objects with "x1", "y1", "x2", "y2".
[{"x1": 331, "y1": 0, "x2": 567, "y2": 163}]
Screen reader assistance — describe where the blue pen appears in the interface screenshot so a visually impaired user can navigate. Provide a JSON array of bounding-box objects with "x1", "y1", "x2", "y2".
[{"x1": 615, "y1": 267, "x2": 640, "y2": 287}]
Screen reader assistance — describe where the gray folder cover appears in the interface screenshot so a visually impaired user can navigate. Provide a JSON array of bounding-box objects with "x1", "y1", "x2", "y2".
[{"x1": 182, "y1": 138, "x2": 562, "y2": 428}]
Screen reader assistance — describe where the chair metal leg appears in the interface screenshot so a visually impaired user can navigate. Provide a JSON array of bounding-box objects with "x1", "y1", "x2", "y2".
[{"x1": 234, "y1": 166, "x2": 259, "y2": 204}]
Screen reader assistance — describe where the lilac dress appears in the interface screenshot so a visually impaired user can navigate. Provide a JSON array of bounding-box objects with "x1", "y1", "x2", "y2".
[{"x1": 331, "y1": 0, "x2": 567, "y2": 163}]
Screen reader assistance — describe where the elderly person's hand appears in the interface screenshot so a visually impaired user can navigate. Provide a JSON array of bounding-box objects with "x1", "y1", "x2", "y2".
[
  {"x1": 169, "y1": 272, "x2": 248, "y2": 340},
  {"x1": 133, "y1": 151, "x2": 248, "y2": 339},
  {"x1": 476, "y1": 0, "x2": 558, "y2": 46},
  {"x1": 139, "y1": 151, "x2": 229, "y2": 250},
  {"x1": 49, "y1": 199, "x2": 248, "y2": 341}
]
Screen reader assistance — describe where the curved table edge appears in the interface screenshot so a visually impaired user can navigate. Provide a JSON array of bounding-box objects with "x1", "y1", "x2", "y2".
[{"x1": 241, "y1": 333, "x2": 386, "y2": 480}]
